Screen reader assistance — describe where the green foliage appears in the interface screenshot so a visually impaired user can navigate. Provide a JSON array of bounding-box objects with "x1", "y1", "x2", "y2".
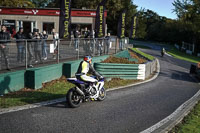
[
  {"x1": 172, "y1": 0, "x2": 200, "y2": 53},
  {"x1": 167, "y1": 46, "x2": 200, "y2": 63},
  {"x1": 130, "y1": 48, "x2": 155, "y2": 61},
  {"x1": 31, "y1": 0, "x2": 52, "y2": 8},
  {"x1": 47, "y1": 0, "x2": 137, "y2": 35},
  {"x1": 170, "y1": 101, "x2": 200, "y2": 133},
  {"x1": 0, "y1": 0, "x2": 35, "y2": 7}
]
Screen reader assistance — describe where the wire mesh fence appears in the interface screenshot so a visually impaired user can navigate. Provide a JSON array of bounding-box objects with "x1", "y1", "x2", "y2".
[{"x1": 0, "y1": 36, "x2": 131, "y2": 72}]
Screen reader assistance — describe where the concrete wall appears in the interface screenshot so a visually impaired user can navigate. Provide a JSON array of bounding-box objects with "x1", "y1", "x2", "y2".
[
  {"x1": 0, "y1": 70, "x2": 25, "y2": 95},
  {"x1": 25, "y1": 64, "x2": 63, "y2": 89},
  {"x1": 145, "y1": 59, "x2": 157, "y2": 79}
]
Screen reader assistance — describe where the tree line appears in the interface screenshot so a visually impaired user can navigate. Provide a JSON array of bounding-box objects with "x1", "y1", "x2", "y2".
[{"x1": 1, "y1": 0, "x2": 200, "y2": 53}]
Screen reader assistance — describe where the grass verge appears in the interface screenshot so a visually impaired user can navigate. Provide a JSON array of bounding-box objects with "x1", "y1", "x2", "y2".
[
  {"x1": 167, "y1": 47, "x2": 200, "y2": 63},
  {"x1": 133, "y1": 44, "x2": 152, "y2": 49},
  {"x1": 130, "y1": 48, "x2": 155, "y2": 61},
  {"x1": 170, "y1": 101, "x2": 200, "y2": 133},
  {"x1": 0, "y1": 77, "x2": 141, "y2": 108},
  {"x1": 0, "y1": 77, "x2": 74, "y2": 108}
]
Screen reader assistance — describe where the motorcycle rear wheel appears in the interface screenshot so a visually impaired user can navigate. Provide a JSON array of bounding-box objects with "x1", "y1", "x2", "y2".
[
  {"x1": 97, "y1": 87, "x2": 106, "y2": 101},
  {"x1": 66, "y1": 88, "x2": 82, "y2": 108}
]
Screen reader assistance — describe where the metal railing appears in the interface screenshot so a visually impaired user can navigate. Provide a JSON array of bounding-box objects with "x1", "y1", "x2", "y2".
[{"x1": 0, "y1": 36, "x2": 131, "y2": 72}]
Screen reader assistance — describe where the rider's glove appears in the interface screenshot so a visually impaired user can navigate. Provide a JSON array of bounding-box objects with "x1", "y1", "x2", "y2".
[{"x1": 99, "y1": 76, "x2": 103, "y2": 80}]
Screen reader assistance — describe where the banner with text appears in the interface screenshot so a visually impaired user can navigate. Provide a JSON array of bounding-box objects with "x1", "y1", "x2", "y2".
[
  {"x1": 59, "y1": 0, "x2": 71, "y2": 39},
  {"x1": 95, "y1": 0, "x2": 107, "y2": 38},
  {"x1": 130, "y1": 15, "x2": 137, "y2": 39},
  {"x1": 117, "y1": 10, "x2": 126, "y2": 38}
]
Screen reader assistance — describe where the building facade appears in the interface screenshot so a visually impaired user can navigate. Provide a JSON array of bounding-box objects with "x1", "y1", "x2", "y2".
[{"x1": 0, "y1": 7, "x2": 107, "y2": 38}]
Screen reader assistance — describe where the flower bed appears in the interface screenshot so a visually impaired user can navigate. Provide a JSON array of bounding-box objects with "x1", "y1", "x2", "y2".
[{"x1": 102, "y1": 50, "x2": 147, "y2": 64}]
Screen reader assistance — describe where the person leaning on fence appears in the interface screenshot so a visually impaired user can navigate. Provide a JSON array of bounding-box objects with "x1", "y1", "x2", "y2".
[
  {"x1": 15, "y1": 27, "x2": 26, "y2": 63},
  {"x1": 0, "y1": 25, "x2": 11, "y2": 70},
  {"x1": 105, "y1": 33, "x2": 111, "y2": 54},
  {"x1": 41, "y1": 30, "x2": 48, "y2": 60},
  {"x1": 32, "y1": 29, "x2": 42, "y2": 63},
  {"x1": 52, "y1": 29, "x2": 59, "y2": 59},
  {"x1": 73, "y1": 27, "x2": 80, "y2": 51},
  {"x1": 83, "y1": 27, "x2": 90, "y2": 53},
  {"x1": 27, "y1": 29, "x2": 37, "y2": 68}
]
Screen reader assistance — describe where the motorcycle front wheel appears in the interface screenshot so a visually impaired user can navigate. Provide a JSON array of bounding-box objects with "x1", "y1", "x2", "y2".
[
  {"x1": 66, "y1": 88, "x2": 82, "y2": 108},
  {"x1": 97, "y1": 87, "x2": 106, "y2": 101}
]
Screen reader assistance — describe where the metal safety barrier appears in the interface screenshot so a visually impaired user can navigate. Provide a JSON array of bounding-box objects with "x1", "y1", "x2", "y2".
[{"x1": 0, "y1": 37, "x2": 132, "y2": 72}]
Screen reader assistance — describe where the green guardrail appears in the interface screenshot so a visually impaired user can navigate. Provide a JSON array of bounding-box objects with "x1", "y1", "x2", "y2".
[{"x1": 94, "y1": 62, "x2": 144, "y2": 80}]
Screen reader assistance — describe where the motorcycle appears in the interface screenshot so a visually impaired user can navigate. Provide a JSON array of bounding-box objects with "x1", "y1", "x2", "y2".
[
  {"x1": 161, "y1": 48, "x2": 166, "y2": 57},
  {"x1": 161, "y1": 51, "x2": 165, "y2": 57},
  {"x1": 66, "y1": 76, "x2": 106, "y2": 108}
]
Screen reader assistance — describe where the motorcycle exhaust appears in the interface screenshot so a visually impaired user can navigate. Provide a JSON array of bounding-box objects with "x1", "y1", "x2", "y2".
[{"x1": 75, "y1": 87, "x2": 84, "y2": 96}]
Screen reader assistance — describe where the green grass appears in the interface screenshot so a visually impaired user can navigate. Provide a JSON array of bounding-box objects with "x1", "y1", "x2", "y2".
[
  {"x1": 167, "y1": 47, "x2": 200, "y2": 63},
  {"x1": 170, "y1": 101, "x2": 200, "y2": 133},
  {"x1": 0, "y1": 79, "x2": 74, "y2": 108},
  {"x1": 0, "y1": 78, "x2": 141, "y2": 108},
  {"x1": 104, "y1": 78, "x2": 141, "y2": 89},
  {"x1": 133, "y1": 44, "x2": 152, "y2": 49},
  {"x1": 130, "y1": 48, "x2": 155, "y2": 61}
]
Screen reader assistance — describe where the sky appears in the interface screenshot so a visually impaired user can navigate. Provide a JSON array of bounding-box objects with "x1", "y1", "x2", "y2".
[{"x1": 133, "y1": 0, "x2": 177, "y2": 19}]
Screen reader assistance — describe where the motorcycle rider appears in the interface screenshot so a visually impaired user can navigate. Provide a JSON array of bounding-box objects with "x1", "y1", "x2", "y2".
[
  {"x1": 75, "y1": 56, "x2": 102, "y2": 94},
  {"x1": 161, "y1": 47, "x2": 166, "y2": 57}
]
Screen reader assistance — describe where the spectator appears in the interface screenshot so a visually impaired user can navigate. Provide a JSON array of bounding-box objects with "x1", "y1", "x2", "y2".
[
  {"x1": 84, "y1": 27, "x2": 90, "y2": 38},
  {"x1": 52, "y1": 29, "x2": 59, "y2": 59},
  {"x1": 0, "y1": 25, "x2": 11, "y2": 70},
  {"x1": 15, "y1": 27, "x2": 26, "y2": 63},
  {"x1": 83, "y1": 27, "x2": 90, "y2": 54},
  {"x1": 105, "y1": 33, "x2": 111, "y2": 54},
  {"x1": 73, "y1": 26, "x2": 80, "y2": 51},
  {"x1": 41, "y1": 30, "x2": 48, "y2": 60},
  {"x1": 32, "y1": 29, "x2": 42, "y2": 63},
  {"x1": 27, "y1": 29, "x2": 35, "y2": 68}
]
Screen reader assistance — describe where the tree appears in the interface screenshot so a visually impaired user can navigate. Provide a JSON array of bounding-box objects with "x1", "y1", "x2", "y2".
[
  {"x1": 47, "y1": 0, "x2": 137, "y2": 35},
  {"x1": 172, "y1": 0, "x2": 200, "y2": 53},
  {"x1": 0, "y1": 0, "x2": 35, "y2": 7},
  {"x1": 31, "y1": 0, "x2": 52, "y2": 8}
]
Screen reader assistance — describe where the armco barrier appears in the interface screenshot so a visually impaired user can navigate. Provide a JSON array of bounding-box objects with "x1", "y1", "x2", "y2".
[
  {"x1": 0, "y1": 70, "x2": 25, "y2": 95},
  {"x1": 94, "y1": 48, "x2": 157, "y2": 80},
  {"x1": 94, "y1": 63, "x2": 146, "y2": 80}
]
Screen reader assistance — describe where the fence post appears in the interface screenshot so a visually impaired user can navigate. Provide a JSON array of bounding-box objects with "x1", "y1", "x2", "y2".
[
  {"x1": 57, "y1": 39, "x2": 60, "y2": 64},
  {"x1": 115, "y1": 38, "x2": 118, "y2": 54},
  {"x1": 25, "y1": 40, "x2": 28, "y2": 69},
  {"x1": 78, "y1": 38, "x2": 79, "y2": 60},
  {"x1": 104, "y1": 38, "x2": 106, "y2": 55},
  {"x1": 0, "y1": 50, "x2": 2, "y2": 70}
]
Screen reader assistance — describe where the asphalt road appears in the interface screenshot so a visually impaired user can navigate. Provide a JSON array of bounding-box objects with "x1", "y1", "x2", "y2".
[{"x1": 0, "y1": 43, "x2": 199, "y2": 133}]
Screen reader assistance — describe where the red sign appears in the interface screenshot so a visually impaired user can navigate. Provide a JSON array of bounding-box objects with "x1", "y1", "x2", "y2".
[{"x1": 0, "y1": 8, "x2": 107, "y2": 17}]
